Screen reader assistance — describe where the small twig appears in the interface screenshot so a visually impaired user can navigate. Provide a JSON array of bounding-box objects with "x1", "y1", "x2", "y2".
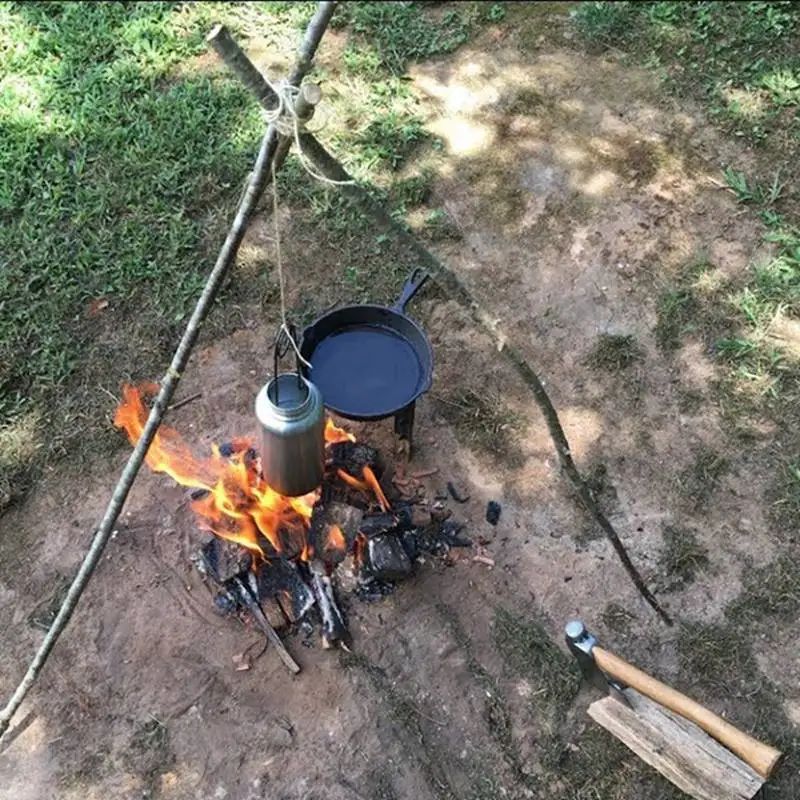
[
  {"x1": 410, "y1": 468, "x2": 439, "y2": 479},
  {"x1": 168, "y1": 392, "x2": 202, "y2": 411}
]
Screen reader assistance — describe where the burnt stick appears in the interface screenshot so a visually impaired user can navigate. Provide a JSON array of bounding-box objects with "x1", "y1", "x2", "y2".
[{"x1": 232, "y1": 577, "x2": 300, "y2": 674}]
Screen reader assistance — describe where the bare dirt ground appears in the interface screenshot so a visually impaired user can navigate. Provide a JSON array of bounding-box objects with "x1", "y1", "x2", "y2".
[{"x1": 1, "y1": 5, "x2": 797, "y2": 799}]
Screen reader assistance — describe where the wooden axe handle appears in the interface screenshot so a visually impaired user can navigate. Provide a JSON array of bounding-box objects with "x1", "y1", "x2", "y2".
[{"x1": 593, "y1": 646, "x2": 782, "y2": 779}]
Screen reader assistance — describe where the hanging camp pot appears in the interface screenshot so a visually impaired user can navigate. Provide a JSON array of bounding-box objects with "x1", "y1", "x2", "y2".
[{"x1": 255, "y1": 326, "x2": 325, "y2": 497}]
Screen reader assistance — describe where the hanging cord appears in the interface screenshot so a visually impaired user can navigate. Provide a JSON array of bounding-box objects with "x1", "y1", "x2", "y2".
[
  {"x1": 263, "y1": 77, "x2": 354, "y2": 187},
  {"x1": 264, "y1": 71, "x2": 357, "y2": 369},
  {"x1": 270, "y1": 158, "x2": 312, "y2": 370}
]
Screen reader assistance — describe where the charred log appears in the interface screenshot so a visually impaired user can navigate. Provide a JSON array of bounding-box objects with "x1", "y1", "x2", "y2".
[
  {"x1": 327, "y1": 442, "x2": 382, "y2": 476},
  {"x1": 200, "y1": 537, "x2": 252, "y2": 584},
  {"x1": 310, "y1": 501, "x2": 364, "y2": 563},
  {"x1": 362, "y1": 534, "x2": 413, "y2": 582},
  {"x1": 250, "y1": 558, "x2": 315, "y2": 623},
  {"x1": 359, "y1": 512, "x2": 400, "y2": 538},
  {"x1": 306, "y1": 560, "x2": 348, "y2": 649}
]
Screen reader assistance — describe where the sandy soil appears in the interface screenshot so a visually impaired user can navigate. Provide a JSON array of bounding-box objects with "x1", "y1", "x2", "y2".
[{"x1": 1, "y1": 6, "x2": 796, "y2": 799}]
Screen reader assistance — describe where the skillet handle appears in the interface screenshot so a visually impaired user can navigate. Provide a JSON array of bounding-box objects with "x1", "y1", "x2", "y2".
[{"x1": 392, "y1": 269, "x2": 430, "y2": 314}]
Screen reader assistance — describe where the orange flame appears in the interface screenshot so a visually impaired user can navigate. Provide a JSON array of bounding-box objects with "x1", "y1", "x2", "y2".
[
  {"x1": 327, "y1": 524, "x2": 346, "y2": 552},
  {"x1": 336, "y1": 467, "x2": 390, "y2": 513},
  {"x1": 114, "y1": 384, "x2": 374, "y2": 561}
]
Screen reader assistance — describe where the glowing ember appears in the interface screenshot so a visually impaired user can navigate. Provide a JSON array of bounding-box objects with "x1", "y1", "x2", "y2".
[
  {"x1": 114, "y1": 384, "x2": 371, "y2": 559},
  {"x1": 327, "y1": 524, "x2": 346, "y2": 552}
]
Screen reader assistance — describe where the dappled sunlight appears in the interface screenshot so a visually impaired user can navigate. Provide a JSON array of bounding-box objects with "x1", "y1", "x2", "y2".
[
  {"x1": 522, "y1": 407, "x2": 605, "y2": 464},
  {"x1": 766, "y1": 313, "x2": 800, "y2": 361},
  {"x1": 721, "y1": 86, "x2": 769, "y2": 120},
  {"x1": 0, "y1": 410, "x2": 43, "y2": 474},
  {"x1": 580, "y1": 169, "x2": 619, "y2": 197},
  {"x1": 427, "y1": 115, "x2": 496, "y2": 157}
]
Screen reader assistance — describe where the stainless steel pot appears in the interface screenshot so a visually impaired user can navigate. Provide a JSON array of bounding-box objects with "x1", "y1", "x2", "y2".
[{"x1": 255, "y1": 328, "x2": 325, "y2": 497}]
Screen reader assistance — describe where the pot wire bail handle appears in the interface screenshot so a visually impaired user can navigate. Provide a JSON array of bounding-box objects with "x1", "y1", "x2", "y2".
[{"x1": 272, "y1": 323, "x2": 303, "y2": 406}]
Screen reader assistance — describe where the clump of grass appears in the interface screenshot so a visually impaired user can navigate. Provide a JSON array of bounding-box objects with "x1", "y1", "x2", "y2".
[
  {"x1": 493, "y1": 607, "x2": 581, "y2": 707},
  {"x1": 423, "y1": 207, "x2": 461, "y2": 241},
  {"x1": 659, "y1": 525, "x2": 709, "y2": 586},
  {"x1": 334, "y1": 2, "x2": 480, "y2": 75},
  {"x1": 587, "y1": 333, "x2": 643, "y2": 371},
  {"x1": 601, "y1": 602, "x2": 636, "y2": 636},
  {"x1": 436, "y1": 389, "x2": 524, "y2": 466},
  {"x1": 655, "y1": 289, "x2": 696, "y2": 350},
  {"x1": 676, "y1": 449, "x2": 729, "y2": 510},
  {"x1": 354, "y1": 112, "x2": 429, "y2": 171},
  {"x1": 728, "y1": 555, "x2": 800, "y2": 625},
  {"x1": 391, "y1": 170, "x2": 434, "y2": 210}
]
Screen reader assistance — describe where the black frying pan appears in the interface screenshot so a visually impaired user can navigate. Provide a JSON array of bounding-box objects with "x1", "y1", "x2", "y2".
[{"x1": 299, "y1": 269, "x2": 433, "y2": 422}]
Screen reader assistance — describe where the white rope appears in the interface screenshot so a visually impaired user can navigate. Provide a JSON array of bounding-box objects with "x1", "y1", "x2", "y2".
[
  {"x1": 262, "y1": 76, "x2": 355, "y2": 187},
  {"x1": 270, "y1": 157, "x2": 312, "y2": 370}
]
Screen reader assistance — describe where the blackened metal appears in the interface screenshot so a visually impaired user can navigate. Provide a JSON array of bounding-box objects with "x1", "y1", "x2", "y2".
[
  {"x1": 190, "y1": 488, "x2": 211, "y2": 501},
  {"x1": 363, "y1": 534, "x2": 413, "y2": 581},
  {"x1": 447, "y1": 481, "x2": 470, "y2": 504},
  {"x1": 486, "y1": 500, "x2": 502, "y2": 526},
  {"x1": 200, "y1": 537, "x2": 252, "y2": 584},
  {"x1": 299, "y1": 270, "x2": 433, "y2": 458},
  {"x1": 393, "y1": 402, "x2": 416, "y2": 449},
  {"x1": 307, "y1": 560, "x2": 348, "y2": 648},
  {"x1": 272, "y1": 323, "x2": 304, "y2": 406}
]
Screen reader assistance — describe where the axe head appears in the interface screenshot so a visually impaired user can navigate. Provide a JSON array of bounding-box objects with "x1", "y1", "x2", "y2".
[{"x1": 565, "y1": 620, "x2": 631, "y2": 708}]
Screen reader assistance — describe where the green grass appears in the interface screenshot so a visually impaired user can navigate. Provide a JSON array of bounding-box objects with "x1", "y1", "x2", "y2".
[
  {"x1": 676, "y1": 448, "x2": 729, "y2": 510},
  {"x1": 587, "y1": 333, "x2": 643, "y2": 371},
  {"x1": 571, "y1": 2, "x2": 800, "y2": 146},
  {"x1": 434, "y1": 389, "x2": 525, "y2": 467},
  {"x1": 0, "y1": 1, "x2": 503, "y2": 507},
  {"x1": 658, "y1": 525, "x2": 709, "y2": 586}
]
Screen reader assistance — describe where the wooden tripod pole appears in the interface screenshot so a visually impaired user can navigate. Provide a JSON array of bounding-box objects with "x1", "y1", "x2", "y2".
[{"x1": 0, "y1": 0, "x2": 337, "y2": 741}]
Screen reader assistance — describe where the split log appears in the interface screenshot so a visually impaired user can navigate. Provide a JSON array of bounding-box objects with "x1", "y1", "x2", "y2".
[
  {"x1": 588, "y1": 689, "x2": 764, "y2": 800},
  {"x1": 307, "y1": 560, "x2": 347, "y2": 649}
]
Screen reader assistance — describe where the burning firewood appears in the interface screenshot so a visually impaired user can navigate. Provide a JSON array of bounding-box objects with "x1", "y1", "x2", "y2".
[
  {"x1": 309, "y1": 501, "x2": 363, "y2": 563},
  {"x1": 306, "y1": 559, "x2": 348, "y2": 650}
]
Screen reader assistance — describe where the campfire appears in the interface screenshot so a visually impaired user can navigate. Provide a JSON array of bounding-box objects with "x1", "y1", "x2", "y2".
[{"x1": 114, "y1": 384, "x2": 471, "y2": 663}]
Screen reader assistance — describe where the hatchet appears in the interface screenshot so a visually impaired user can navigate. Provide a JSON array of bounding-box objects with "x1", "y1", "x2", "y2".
[{"x1": 565, "y1": 620, "x2": 782, "y2": 780}]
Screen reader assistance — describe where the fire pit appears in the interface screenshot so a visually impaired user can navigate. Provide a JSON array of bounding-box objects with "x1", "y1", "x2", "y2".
[{"x1": 115, "y1": 385, "x2": 472, "y2": 670}]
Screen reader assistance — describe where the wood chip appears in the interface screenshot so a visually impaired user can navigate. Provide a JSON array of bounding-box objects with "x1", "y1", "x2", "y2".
[
  {"x1": 410, "y1": 468, "x2": 439, "y2": 479},
  {"x1": 232, "y1": 653, "x2": 251, "y2": 671}
]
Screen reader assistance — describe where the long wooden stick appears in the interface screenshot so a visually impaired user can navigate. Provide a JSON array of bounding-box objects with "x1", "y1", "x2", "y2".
[
  {"x1": 0, "y1": 1, "x2": 337, "y2": 741},
  {"x1": 295, "y1": 134, "x2": 672, "y2": 626}
]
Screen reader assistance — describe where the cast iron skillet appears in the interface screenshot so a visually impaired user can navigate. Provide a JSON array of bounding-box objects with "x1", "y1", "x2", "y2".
[{"x1": 299, "y1": 269, "x2": 433, "y2": 421}]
